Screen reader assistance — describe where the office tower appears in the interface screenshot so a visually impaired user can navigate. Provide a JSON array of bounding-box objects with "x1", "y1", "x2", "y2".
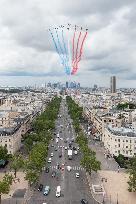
[
  {"x1": 94, "y1": 84, "x2": 97, "y2": 89},
  {"x1": 77, "y1": 83, "x2": 80, "y2": 88},
  {"x1": 110, "y1": 76, "x2": 116, "y2": 93},
  {"x1": 66, "y1": 81, "x2": 69, "y2": 88}
]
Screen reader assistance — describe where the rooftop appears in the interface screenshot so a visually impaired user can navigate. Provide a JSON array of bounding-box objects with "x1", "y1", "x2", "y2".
[{"x1": 107, "y1": 125, "x2": 136, "y2": 137}]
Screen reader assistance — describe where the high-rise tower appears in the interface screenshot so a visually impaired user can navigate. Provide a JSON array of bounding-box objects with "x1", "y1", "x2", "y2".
[{"x1": 110, "y1": 76, "x2": 116, "y2": 93}]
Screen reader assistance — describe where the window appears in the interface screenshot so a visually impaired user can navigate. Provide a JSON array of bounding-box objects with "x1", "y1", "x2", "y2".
[
  {"x1": 115, "y1": 139, "x2": 117, "y2": 141},
  {"x1": 126, "y1": 140, "x2": 128, "y2": 142},
  {"x1": 5, "y1": 144, "x2": 7, "y2": 147},
  {"x1": 118, "y1": 144, "x2": 120, "y2": 147},
  {"x1": 9, "y1": 139, "x2": 10, "y2": 142},
  {"x1": 126, "y1": 146, "x2": 128, "y2": 148},
  {"x1": 118, "y1": 150, "x2": 120, "y2": 154},
  {"x1": 130, "y1": 140, "x2": 131, "y2": 143},
  {"x1": 118, "y1": 139, "x2": 120, "y2": 142}
]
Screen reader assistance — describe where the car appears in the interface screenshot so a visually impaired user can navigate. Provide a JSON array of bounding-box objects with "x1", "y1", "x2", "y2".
[
  {"x1": 65, "y1": 147, "x2": 68, "y2": 150},
  {"x1": 43, "y1": 186, "x2": 50, "y2": 195},
  {"x1": 81, "y1": 199, "x2": 88, "y2": 204},
  {"x1": 45, "y1": 167, "x2": 49, "y2": 173},
  {"x1": 67, "y1": 166, "x2": 72, "y2": 171},
  {"x1": 57, "y1": 164, "x2": 60, "y2": 169},
  {"x1": 69, "y1": 144, "x2": 72, "y2": 148},
  {"x1": 74, "y1": 150, "x2": 78, "y2": 155},
  {"x1": 56, "y1": 186, "x2": 61, "y2": 197},
  {"x1": 51, "y1": 153, "x2": 53, "y2": 157},
  {"x1": 59, "y1": 152, "x2": 62, "y2": 158},
  {"x1": 61, "y1": 164, "x2": 65, "y2": 171},
  {"x1": 73, "y1": 146, "x2": 77, "y2": 150},
  {"x1": 60, "y1": 145, "x2": 62, "y2": 148},
  {"x1": 38, "y1": 184, "x2": 43, "y2": 191},
  {"x1": 52, "y1": 171, "x2": 56, "y2": 177},
  {"x1": 48, "y1": 158, "x2": 51, "y2": 163},
  {"x1": 76, "y1": 173, "x2": 80, "y2": 178},
  {"x1": 51, "y1": 144, "x2": 54, "y2": 147},
  {"x1": 71, "y1": 138, "x2": 74, "y2": 142},
  {"x1": 55, "y1": 147, "x2": 58, "y2": 151}
]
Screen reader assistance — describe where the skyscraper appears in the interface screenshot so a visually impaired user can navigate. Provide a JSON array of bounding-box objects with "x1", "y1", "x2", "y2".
[
  {"x1": 66, "y1": 81, "x2": 69, "y2": 88},
  {"x1": 110, "y1": 76, "x2": 116, "y2": 93}
]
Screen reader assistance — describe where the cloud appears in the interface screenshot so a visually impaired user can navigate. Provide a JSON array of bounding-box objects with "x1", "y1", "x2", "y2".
[{"x1": 0, "y1": 0, "x2": 135, "y2": 87}]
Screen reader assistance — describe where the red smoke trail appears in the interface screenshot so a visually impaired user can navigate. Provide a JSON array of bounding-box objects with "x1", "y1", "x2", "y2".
[
  {"x1": 72, "y1": 31, "x2": 76, "y2": 64},
  {"x1": 71, "y1": 31, "x2": 88, "y2": 75}
]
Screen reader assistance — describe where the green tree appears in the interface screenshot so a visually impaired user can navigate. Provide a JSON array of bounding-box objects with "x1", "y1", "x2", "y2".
[
  {"x1": 0, "y1": 174, "x2": 13, "y2": 204},
  {"x1": 115, "y1": 154, "x2": 125, "y2": 168},
  {"x1": 25, "y1": 170, "x2": 39, "y2": 186},
  {"x1": 128, "y1": 157, "x2": 136, "y2": 192},
  {"x1": 0, "y1": 146, "x2": 8, "y2": 161},
  {"x1": 81, "y1": 154, "x2": 101, "y2": 175},
  {"x1": 28, "y1": 142, "x2": 47, "y2": 171},
  {"x1": 10, "y1": 155, "x2": 24, "y2": 178},
  {"x1": 23, "y1": 136, "x2": 33, "y2": 152}
]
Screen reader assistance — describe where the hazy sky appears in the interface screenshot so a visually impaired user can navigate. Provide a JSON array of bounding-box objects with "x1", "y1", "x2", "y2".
[{"x1": 0, "y1": 0, "x2": 136, "y2": 87}]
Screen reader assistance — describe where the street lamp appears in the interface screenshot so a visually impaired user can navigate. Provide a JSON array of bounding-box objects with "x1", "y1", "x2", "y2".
[
  {"x1": 102, "y1": 192, "x2": 105, "y2": 203},
  {"x1": 117, "y1": 193, "x2": 119, "y2": 204}
]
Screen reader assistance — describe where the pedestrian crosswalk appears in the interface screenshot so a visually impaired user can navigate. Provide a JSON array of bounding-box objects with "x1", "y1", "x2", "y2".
[{"x1": 49, "y1": 165, "x2": 85, "y2": 171}]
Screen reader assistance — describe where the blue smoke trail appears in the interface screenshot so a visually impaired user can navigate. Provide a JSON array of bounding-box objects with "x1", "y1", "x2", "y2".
[
  {"x1": 61, "y1": 30, "x2": 70, "y2": 75},
  {"x1": 55, "y1": 29, "x2": 69, "y2": 75},
  {"x1": 49, "y1": 30, "x2": 64, "y2": 65}
]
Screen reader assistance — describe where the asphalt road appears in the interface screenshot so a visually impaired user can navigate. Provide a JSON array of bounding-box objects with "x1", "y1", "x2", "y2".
[{"x1": 29, "y1": 98, "x2": 97, "y2": 204}]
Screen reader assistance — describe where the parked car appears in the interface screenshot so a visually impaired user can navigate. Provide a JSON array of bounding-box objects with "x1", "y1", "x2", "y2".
[
  {"x1": 38, "y1": 184, "x2": 43, "y2": 191},
  {"x1": 74, "y1": 150, "x2": 78, "y2": 155},
  {"x1": 51, "y1": 153, "x2": 53, "y2": 157},
  {"x1": 43, "y1": 186, "x2": 50, "y2": 196}
]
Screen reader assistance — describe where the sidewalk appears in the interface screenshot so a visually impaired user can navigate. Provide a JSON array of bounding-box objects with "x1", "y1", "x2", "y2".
[
  {"x1": 80, "y1": 124, "x2": 136, "y2": 204},
  {"x1": 87, "y1": 141, "x2": 136, "y2": 204}
]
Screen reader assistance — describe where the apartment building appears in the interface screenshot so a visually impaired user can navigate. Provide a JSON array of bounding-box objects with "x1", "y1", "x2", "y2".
[
  {"x1": 0, "y1": 125, "x2": 22, "y2": 154},
  {"x1": 102, "y1": 126, "x2": 136, "y2": 158},
  {"x1": 0, "y1": 90, "x2": 54, "y2": 154}
]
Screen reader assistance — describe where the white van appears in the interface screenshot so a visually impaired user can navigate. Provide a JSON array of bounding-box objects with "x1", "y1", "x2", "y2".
[{"x1": 56, "y1": 186, "x2": 61, "y2": 197}]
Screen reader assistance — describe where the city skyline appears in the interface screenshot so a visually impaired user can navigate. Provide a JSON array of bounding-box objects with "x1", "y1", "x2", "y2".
[{"x1": 0, "y1": 1, "x2": 136, "y2": 87}]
